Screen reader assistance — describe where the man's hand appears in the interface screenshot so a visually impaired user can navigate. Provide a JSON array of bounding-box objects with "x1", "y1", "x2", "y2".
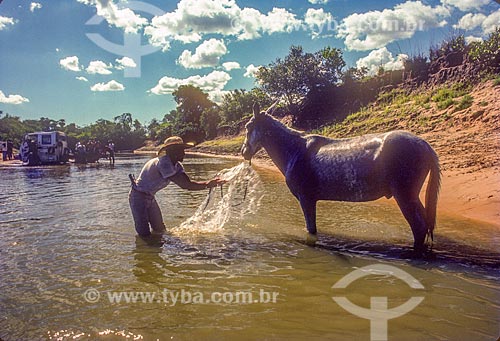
[
  {"x1": 206, "y1": 178, "x2": 227, "y2": 188},
  {"x1": 170, "y1": 173, "x2": 227, "y2": 191}
]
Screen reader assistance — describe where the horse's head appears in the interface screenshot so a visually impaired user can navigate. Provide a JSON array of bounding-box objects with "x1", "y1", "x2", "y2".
[{"x1": 241, "y1": 101, "x2": 278, "y2": 161}]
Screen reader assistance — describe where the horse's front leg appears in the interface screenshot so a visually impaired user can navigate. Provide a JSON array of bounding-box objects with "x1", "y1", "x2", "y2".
[{"x1": 298, "y1": 197, "x2": 318, "y2": 245}]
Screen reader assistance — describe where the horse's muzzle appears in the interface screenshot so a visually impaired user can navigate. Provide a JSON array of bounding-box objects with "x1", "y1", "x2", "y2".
[{"x1": 241, "y1": 145, "x2": 252, "y2": 161}]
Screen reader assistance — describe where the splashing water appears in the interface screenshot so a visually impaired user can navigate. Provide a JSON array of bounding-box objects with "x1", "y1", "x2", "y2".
[{"x1": 173, "y1": 162, "x2": 263, "y2": 234}]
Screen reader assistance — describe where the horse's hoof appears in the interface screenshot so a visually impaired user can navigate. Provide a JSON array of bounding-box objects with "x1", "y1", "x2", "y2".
[
  {"x1": 305, "y1": 233, "x2": 318, "y2": 246},
  {"x1": 410, "y1": 245, "x2": 433, "y2": 259}
]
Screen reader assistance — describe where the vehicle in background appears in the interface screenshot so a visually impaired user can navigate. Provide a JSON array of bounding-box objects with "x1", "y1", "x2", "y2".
[
  {"x1": 20, "y1": 131, "x2": 70, "y2": 166},
  {"x1": 0, "y1": 141, "x2": 6, "y2": 161}
]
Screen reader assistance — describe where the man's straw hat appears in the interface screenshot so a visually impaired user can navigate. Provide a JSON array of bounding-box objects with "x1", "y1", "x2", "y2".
[{"x1": 157, "y1": 136, "x2": 193, "y2": 156}]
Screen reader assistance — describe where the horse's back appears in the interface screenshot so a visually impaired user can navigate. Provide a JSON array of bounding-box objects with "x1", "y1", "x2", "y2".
[
  {"x1": 299, "y1": 131, "x2": 434, "y2": 201},
  {"x1": 302, "y1": 132, "x2": 391, "y2": 201},
  {"x1": 306, "y1": 131, "x2": 392, "y2": 160},
  {"x1": 309, "y1": 130, "x2": 430, "y2": 156}
]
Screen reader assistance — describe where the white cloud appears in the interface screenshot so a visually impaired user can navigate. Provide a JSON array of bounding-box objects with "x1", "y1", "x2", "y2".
[
  {"x1": 465, "y1": 36, "x2": 483, "y2": 44},
  {"x1": 244, "y1": 64, "x2": 260, "y2": 78},
  {"x1": 222, "y1": 61, "x2": 241, "y2": 71},
  {"x1": 177, "y1": 38, "x2": 228, "y2": 69},
  {"x1": 441, "y1": 0, "x2": 490, "y2": 11},
  {"x1": 30, "y1": 2, "x2": 42, "y2": 12},
  {"x1": 260, "y1": 8, "x2": 302, "y2": 35},
  {"x1": 86, "y1": 60, "x2": 113, "y2": 75},
  {"x1": 209, "y1": 89, "x2": 230, "y2": 104},
  {"x1": 0, "y1": 16, "x2": 15, "y2": 30},
  {"x1": 59, "y1": 56, "x2": 81, "y2": 72},
  {"x1": 356, "y1": 47, "x2": 408, "y2": 76},
  {"x1": 481, "y1": 9, "x2": 500, "y2": 35},
  {"x1": 454, "y1": 9, "x2": 500, "y2": 36},
  {"x1": 150, "y1": 70, "x2": 231, "y2": 97},
  {"x1": 77, "y1": 0, "x2": 147, "y2": 33},
  {"x1": 337, "y1": 1, "x2": 450, "y2": 51},
  {"x1": 454, "y1": 13, "x2": 486, "y2": 31},
  {"x1": 115, "y1": 56, "x2": 137, "y2": 69},
  {"x1": 0, "y1": 90, "x2": 29, "y2": 105},
  {"x1": 76, "y1": 76, "x2": 89, "y2": 82},
  {"x1": 308, "y1": 0, "x2": 329, "y2": 4},
  {"x1": 304, "y1": 8, "x2": 333, "y2": 38},
  {"x1": 145, "y1": 0, "x2": 303, "y2": 51},
  {"x1": 145, "y1": 0, "x2": 239, "y2": 49},
  {"x1": 90, "y1": 80, "x2": 125, "y2": 92}
]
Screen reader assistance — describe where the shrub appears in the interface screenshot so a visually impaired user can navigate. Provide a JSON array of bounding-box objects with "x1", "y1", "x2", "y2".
[
  {"x1": 436, "y1": 98, "x2": 455, "y2": 110},
  {"x1": 403, "y1": 54, "x2": 429, "y2": 80},
  {"x1": 377, "y1": 88, "x2": 404, "y2": 104},
  {"x1": 468, "y1": 28, "x2": 500, "y2": 66},
  {"x1": 432, "y1": 88, "x2": 454, "y2": 102},
  {"x1": 454, "y1": 95, "x2": 473, "y2": 112},
  {"x1": 430, "y1": 35, "x2": 466, "y2": 62}
]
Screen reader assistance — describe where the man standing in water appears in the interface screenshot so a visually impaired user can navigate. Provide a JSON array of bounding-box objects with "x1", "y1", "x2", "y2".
[
  {"x1": 129, "y1": 136, "x2": 225, "y2": 237},
  {"x1": 107, "y1": 140, "x2": 115, "y2": 164}
]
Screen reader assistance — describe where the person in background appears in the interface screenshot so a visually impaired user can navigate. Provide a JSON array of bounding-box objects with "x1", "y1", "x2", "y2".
[
  {"x1": 75, "y1": 141, "x2": 87, "y2": 164},
  {"x1": 6, "y1": 140, "x2": 13, "y2": 160},
  {"x1": 129, "y1": 136, "x2": 226, "y2": 238},
  {"x1": 107, "y1": 140, "x2": 115, "y2": 164}
]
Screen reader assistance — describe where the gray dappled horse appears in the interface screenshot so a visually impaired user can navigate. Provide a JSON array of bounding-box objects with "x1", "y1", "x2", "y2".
[{"x1": 241, "y1": 103, "x2": 441, "y2": 254}]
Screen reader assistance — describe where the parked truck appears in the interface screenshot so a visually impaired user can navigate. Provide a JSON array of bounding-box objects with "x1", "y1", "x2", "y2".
[{"x1": 20, "y1": 131, "x2": 70, "y2": 166}]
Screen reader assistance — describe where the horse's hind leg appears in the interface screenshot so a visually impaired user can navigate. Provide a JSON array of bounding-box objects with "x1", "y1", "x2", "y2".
[{"x1": 393, "y1": 191, "x2": 428, "y2": 254}]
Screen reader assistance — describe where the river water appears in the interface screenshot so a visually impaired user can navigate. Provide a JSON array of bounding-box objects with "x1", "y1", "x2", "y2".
[{"x1": 0, "y1": 155, "x2": 498, "y2": 340}]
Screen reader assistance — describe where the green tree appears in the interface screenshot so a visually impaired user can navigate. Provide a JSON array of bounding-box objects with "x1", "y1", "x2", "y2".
[
  {"x1": 173, "y1": 85, "x2": 215, "y2": 124},
  {"x1": 147, "y1": 118, "x2": 160, "y2": 140},
  {"x1": 39, "y1": 117, "x2": 63, "y2": 131},
  {"x1": 114, "y1": 113, "x2": 133, "y2": 134},
  {"x1": 155, "y1": 122, "x2": 174, "y2": 143},
  {"x1": 219, "y1": 88, "x2": 272, "y2": 124},
  {"x1": 256, "y1": 45, "x2": 345, "y2": 113},
  {"x1": 0, "y1": 113, "x2": 31, "y2": 146},
  {"x1": 171, "y1": 85, "x2": 216, "y2": 143},
  {"x1": 200, "y1": 107, "x2": 221, "y2": 139},
  {"x1": 341, "y1": 67, "x2": 368, "y2": 86}
]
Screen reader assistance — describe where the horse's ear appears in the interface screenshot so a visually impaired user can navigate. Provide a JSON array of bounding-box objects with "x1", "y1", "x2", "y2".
[
  {"x1": 253, "y1": 103, "x2": 261, "y2": 118},
  {"x1": 266, "y1": 100, "x2": 279, "y2": 115}
]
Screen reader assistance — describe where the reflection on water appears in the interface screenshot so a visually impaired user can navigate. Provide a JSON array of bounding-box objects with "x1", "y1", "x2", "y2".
[{"x1": 0, "y1": 155, "x2": 499, "y2": 340}]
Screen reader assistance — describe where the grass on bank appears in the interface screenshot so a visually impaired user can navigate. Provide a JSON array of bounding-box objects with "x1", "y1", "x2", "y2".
[
  {"x1": 195, "y1": 135, "x2": 245, "y2": 154},
  {"x1": 493, "y1": 75, "x2": 500, "y2": 86},
  {"x1": 431, "y1": 82, "x2": 471, "y2": 110},
  {"x1": 317, "y1": 80, "x2": 481, "y2": 139}
]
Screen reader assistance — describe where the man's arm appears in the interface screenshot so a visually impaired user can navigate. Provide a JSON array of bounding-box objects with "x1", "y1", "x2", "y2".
[{"x1": 169, "y1": 172, "x2": 224, "y2": 191}]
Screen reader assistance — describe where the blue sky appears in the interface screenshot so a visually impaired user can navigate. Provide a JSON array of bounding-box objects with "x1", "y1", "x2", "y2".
[{"x1": 0, "y1": 0, "x2": 498, "y2": 126}]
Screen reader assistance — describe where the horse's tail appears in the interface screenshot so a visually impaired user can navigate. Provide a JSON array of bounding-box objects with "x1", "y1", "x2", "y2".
[{"x1": 425, "y1": 147, "x2": 441, "y2": 242}]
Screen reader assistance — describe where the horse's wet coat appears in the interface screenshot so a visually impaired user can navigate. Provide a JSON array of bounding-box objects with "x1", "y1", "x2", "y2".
[{"x1": 241, "y1": 103, "x2": 441, "y2": 253}]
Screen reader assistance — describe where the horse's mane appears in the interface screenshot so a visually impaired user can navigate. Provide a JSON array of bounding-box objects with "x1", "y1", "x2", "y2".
[{"x1": 262, "y1": 114, "x2": 305, "y2": 137}]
